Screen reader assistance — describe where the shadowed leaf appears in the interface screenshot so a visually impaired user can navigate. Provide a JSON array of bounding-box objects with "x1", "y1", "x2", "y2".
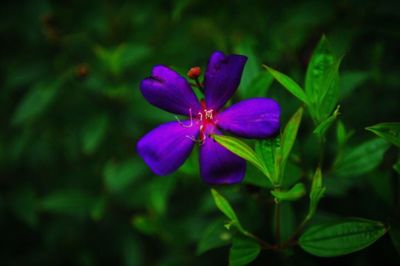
[{"x1": 299, "y1": 218, "x2": 387, "y2": 257}]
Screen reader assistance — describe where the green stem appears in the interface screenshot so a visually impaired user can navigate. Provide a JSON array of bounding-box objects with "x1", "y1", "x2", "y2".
[
  {"x1": 279, "y1": 212, "x2": 312, "y2": 249},
  {"x1": 318, "y1": 136, "x2": 326, "y2": 167},
  {"x1": 244, "y1": 231, "x2": 274, "y2": 250},
  {"x1": 292, "y1": 214, "x2": 311, "y2": 239},
  {"x1": 274, "y1": 198, "x2": 281, "y2": 245}
]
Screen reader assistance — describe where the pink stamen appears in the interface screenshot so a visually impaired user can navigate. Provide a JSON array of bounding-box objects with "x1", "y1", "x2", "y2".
[{"x1": 175, "y1": 108, "x2": 193, "y2": 128}]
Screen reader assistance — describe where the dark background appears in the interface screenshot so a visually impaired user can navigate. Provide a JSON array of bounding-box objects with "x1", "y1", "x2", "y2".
[{"x1": 0, "y1": 0, "x2": 399, "y2": 265}]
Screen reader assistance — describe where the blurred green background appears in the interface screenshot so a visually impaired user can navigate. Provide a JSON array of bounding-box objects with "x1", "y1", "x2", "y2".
[{"x1": 1, "y1": 0, "x2": 399, "y2": 265}]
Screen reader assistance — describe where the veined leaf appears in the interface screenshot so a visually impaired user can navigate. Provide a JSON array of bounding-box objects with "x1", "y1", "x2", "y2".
[
  {"x1": 299, "y1": 218, "x2": 387, "y2": 257},
  {"x1": 305, "y1": 36, "x2": 341, "y2": 122},
  {"x1": 211, "y1": 189, "x2": 245, "y2": 234},
  {"x1": 318, "y1": 58, "x2": 341, "y2": 120},
  {"x1": 213, "y1": 135, "x2": 270, "y2": 179},
  {"x1": 334, "y1": 138, "x2": 390, "y2": 178},
  {"x1": 271, "y1": 183, "x2": 306, "y2": 201},
  {"x1": 229, "y1": 236, "x2": 261, "y2": 266},
  {"x1": 308, "y1": 168, "x2": 326, "y2": 219},
  {"x1": 281, "y1": 107, "x2": 304, "y2": 171},
  {"x1": 263, "y1": 65, "x2": 308, "y2": 104},
  {"x1": 255, "y1": 138, "x2": 280, "y2": 183},
  {"x1": 366, "y1": 122, "x2": 400, "y2": 148}
]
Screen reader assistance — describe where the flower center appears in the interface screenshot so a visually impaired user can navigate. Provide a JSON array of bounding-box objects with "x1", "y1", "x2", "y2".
[
  {"x1": 197, "y1": 99, "x2": 216, "y2": 143},
  {"x1": 178, "y1": 100, "x2": 217, "y2": 145}
]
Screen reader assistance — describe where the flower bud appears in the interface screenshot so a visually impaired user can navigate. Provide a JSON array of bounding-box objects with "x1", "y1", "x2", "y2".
[{"x1": 187, "y1": 66, "x2": 201, "y2": 79}]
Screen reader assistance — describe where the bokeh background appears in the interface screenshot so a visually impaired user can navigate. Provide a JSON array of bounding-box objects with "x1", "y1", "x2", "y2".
[{"x1": 1, "y1": 0, "x2": 399, "y2": 265}]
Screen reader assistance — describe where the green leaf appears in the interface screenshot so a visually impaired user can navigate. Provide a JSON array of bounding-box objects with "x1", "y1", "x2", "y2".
[
  {"x1": 210, "y1": 189, "x2": 245, "y2": 234},
  {"x1": 305, "y1": 36, "x2": 341, "y2": 121},
  {"x1": 281, "y1": 107, "x2": 304, "y2": 171},
  {"x1": 366, "y1": 122, "x2": 400, "y2": 148},
  {"x1": 305, "y1": 36, "x2": 334, "y2": 101},
  {"x1": 121, "y1": 233, "x2": 143, "y2": 266},
  {"x1": 389, "y1": 224, "x2": 400, "y2": 256},
  {"x1": 318, "y1": 59, "x2": 341, "y2": 120},
  {"x1": 366, "y1": 171, "x2": 394, "y2": 206},
  {"x1": 103, "y1": 159, "x2": 145, "y2": 193},
  {"x1": 10, "y1": 187, "x2": 38, "y2": 227},
  {"x1": 196, "y1": 219, "x2": 232, "y2": 255},
  {"x1": 132, "y1": 215, "x2": 157, "y2": 235},
  {"x1": 90, "y1": 196, "x2": 107, "y2": 222},
  {"x1": 271, "y1": 183, "x2": 306, "y2": 201},
  {"x1": 82, "y1": 114, "x2": 109, "y2": 154},
  {"x1": 313, "y1": 105, "x2": 340, "y2": 138},
  {"x1": 308, "y1": 168, "x2": 326, "y2": 219},
  {"x1": 149, "y1": 175, "x2": 176, "y2": 215},
  {"x1": 340, "y1": 71, "x2": 369, "y2": 100},
  {"x1": 12, "y1": 80, "x2": 61, "y2": 125},
  {"x1": 394, "y1": 160, "x2": 400, "y2": 175},
  {"x1": 95, "y1": 44, "x2": 150, "y2": 75},
  {"x1": 281, "y1": 161, "x2": 302, "y2": 189},
  {"x1": 171, "y1": 0, "x2": 193, "y2": 21},
  {"x1": 229, "y1": 236, "x2": 261, "y2": 266},
  {"x1": 255, "y1": 138, "x2": 280, "y2": 183},
  {"x1": 243, "y1": 163, "x2": 271, "y2": 188},
  {"x1": 39, "y1": 190, "x2": 95, "y2": 216},
  {"x1": 334, "y1": 138, "x2": 390, "y2": 178},
  {"x1": 336, "y1": 120, "x2": 347, "y2": 146},
  {"x1": 242, "y1": 69, "x2": 274, "y2": 98},
  {"x1": 213, "y1": 135, "x2": 270, "y2": 179},
  {"x1": 235, "y1": 39, "x2": 260, "y2": 95},
  {"x1": 263, "y1": 65, "x2": 308, "y2": 104},
  {"x1": 299, "y1": 218, "x2": 387, "y2": 257}
]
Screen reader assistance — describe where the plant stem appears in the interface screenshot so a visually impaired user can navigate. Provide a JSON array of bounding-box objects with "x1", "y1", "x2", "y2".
[
  {"x1": 292, "y1": 214, "x2": 311, "y2": 239},
  {"x1": 244, "y1": 231, "x2": 274, "y2": 250},
  {"x1": 318, "y1": 136, "x2": 326, "y2": 167},
  {"x1": 274, "y1": 198, "x2": 281, "y2": 245},
  {"x1": 279, "y1": 213, "x2": 312, "y2": 250}
]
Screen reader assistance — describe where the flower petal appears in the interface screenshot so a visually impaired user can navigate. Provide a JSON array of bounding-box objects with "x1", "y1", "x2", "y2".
[
  {"x1": 137, "y1": 121, "x2": 199, "y2": 175},
  {"x1": 217, "y1": 98, "x2": 280, "y2": 138},
  {"x1": 199, "y1": 130, "x2": 246, "y2": 184},
  {"x1": 140, "y1": 65, "x2": 200, "y2": 115},
  {"x1": 204, "y1": 51, "x2": 247, "y2": 110}
]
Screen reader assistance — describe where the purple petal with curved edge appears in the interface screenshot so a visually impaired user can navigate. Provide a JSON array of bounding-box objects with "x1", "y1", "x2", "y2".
[
  {"x1": 137, "y1": 121, "x2": 199, "y2": 176},
  {"x1": 199, "y1": 128, "x2": 246, "y2": 184},
  {"x1": 140, "y1": 65, "x2": 200, "y2": 115},
  {"x1": 204, "y1": 51, "x2": 247, "y2": 111},
  {"x1": 217, "y1": 98, "x2": 280, "y2": 139}
]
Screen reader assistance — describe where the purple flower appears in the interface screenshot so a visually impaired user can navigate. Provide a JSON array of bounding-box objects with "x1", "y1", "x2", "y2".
[{"x1": 137, "y1": 51, "x2": 280, "y2": 184}]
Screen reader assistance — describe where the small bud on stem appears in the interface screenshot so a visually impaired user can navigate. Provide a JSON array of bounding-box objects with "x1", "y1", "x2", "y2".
[
  {"x1": 187, "y1": 66, "x2": 201, "y2": 79},
  {"x1": 187, "y1": 66, "x2": 203, "y2": 91}
]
